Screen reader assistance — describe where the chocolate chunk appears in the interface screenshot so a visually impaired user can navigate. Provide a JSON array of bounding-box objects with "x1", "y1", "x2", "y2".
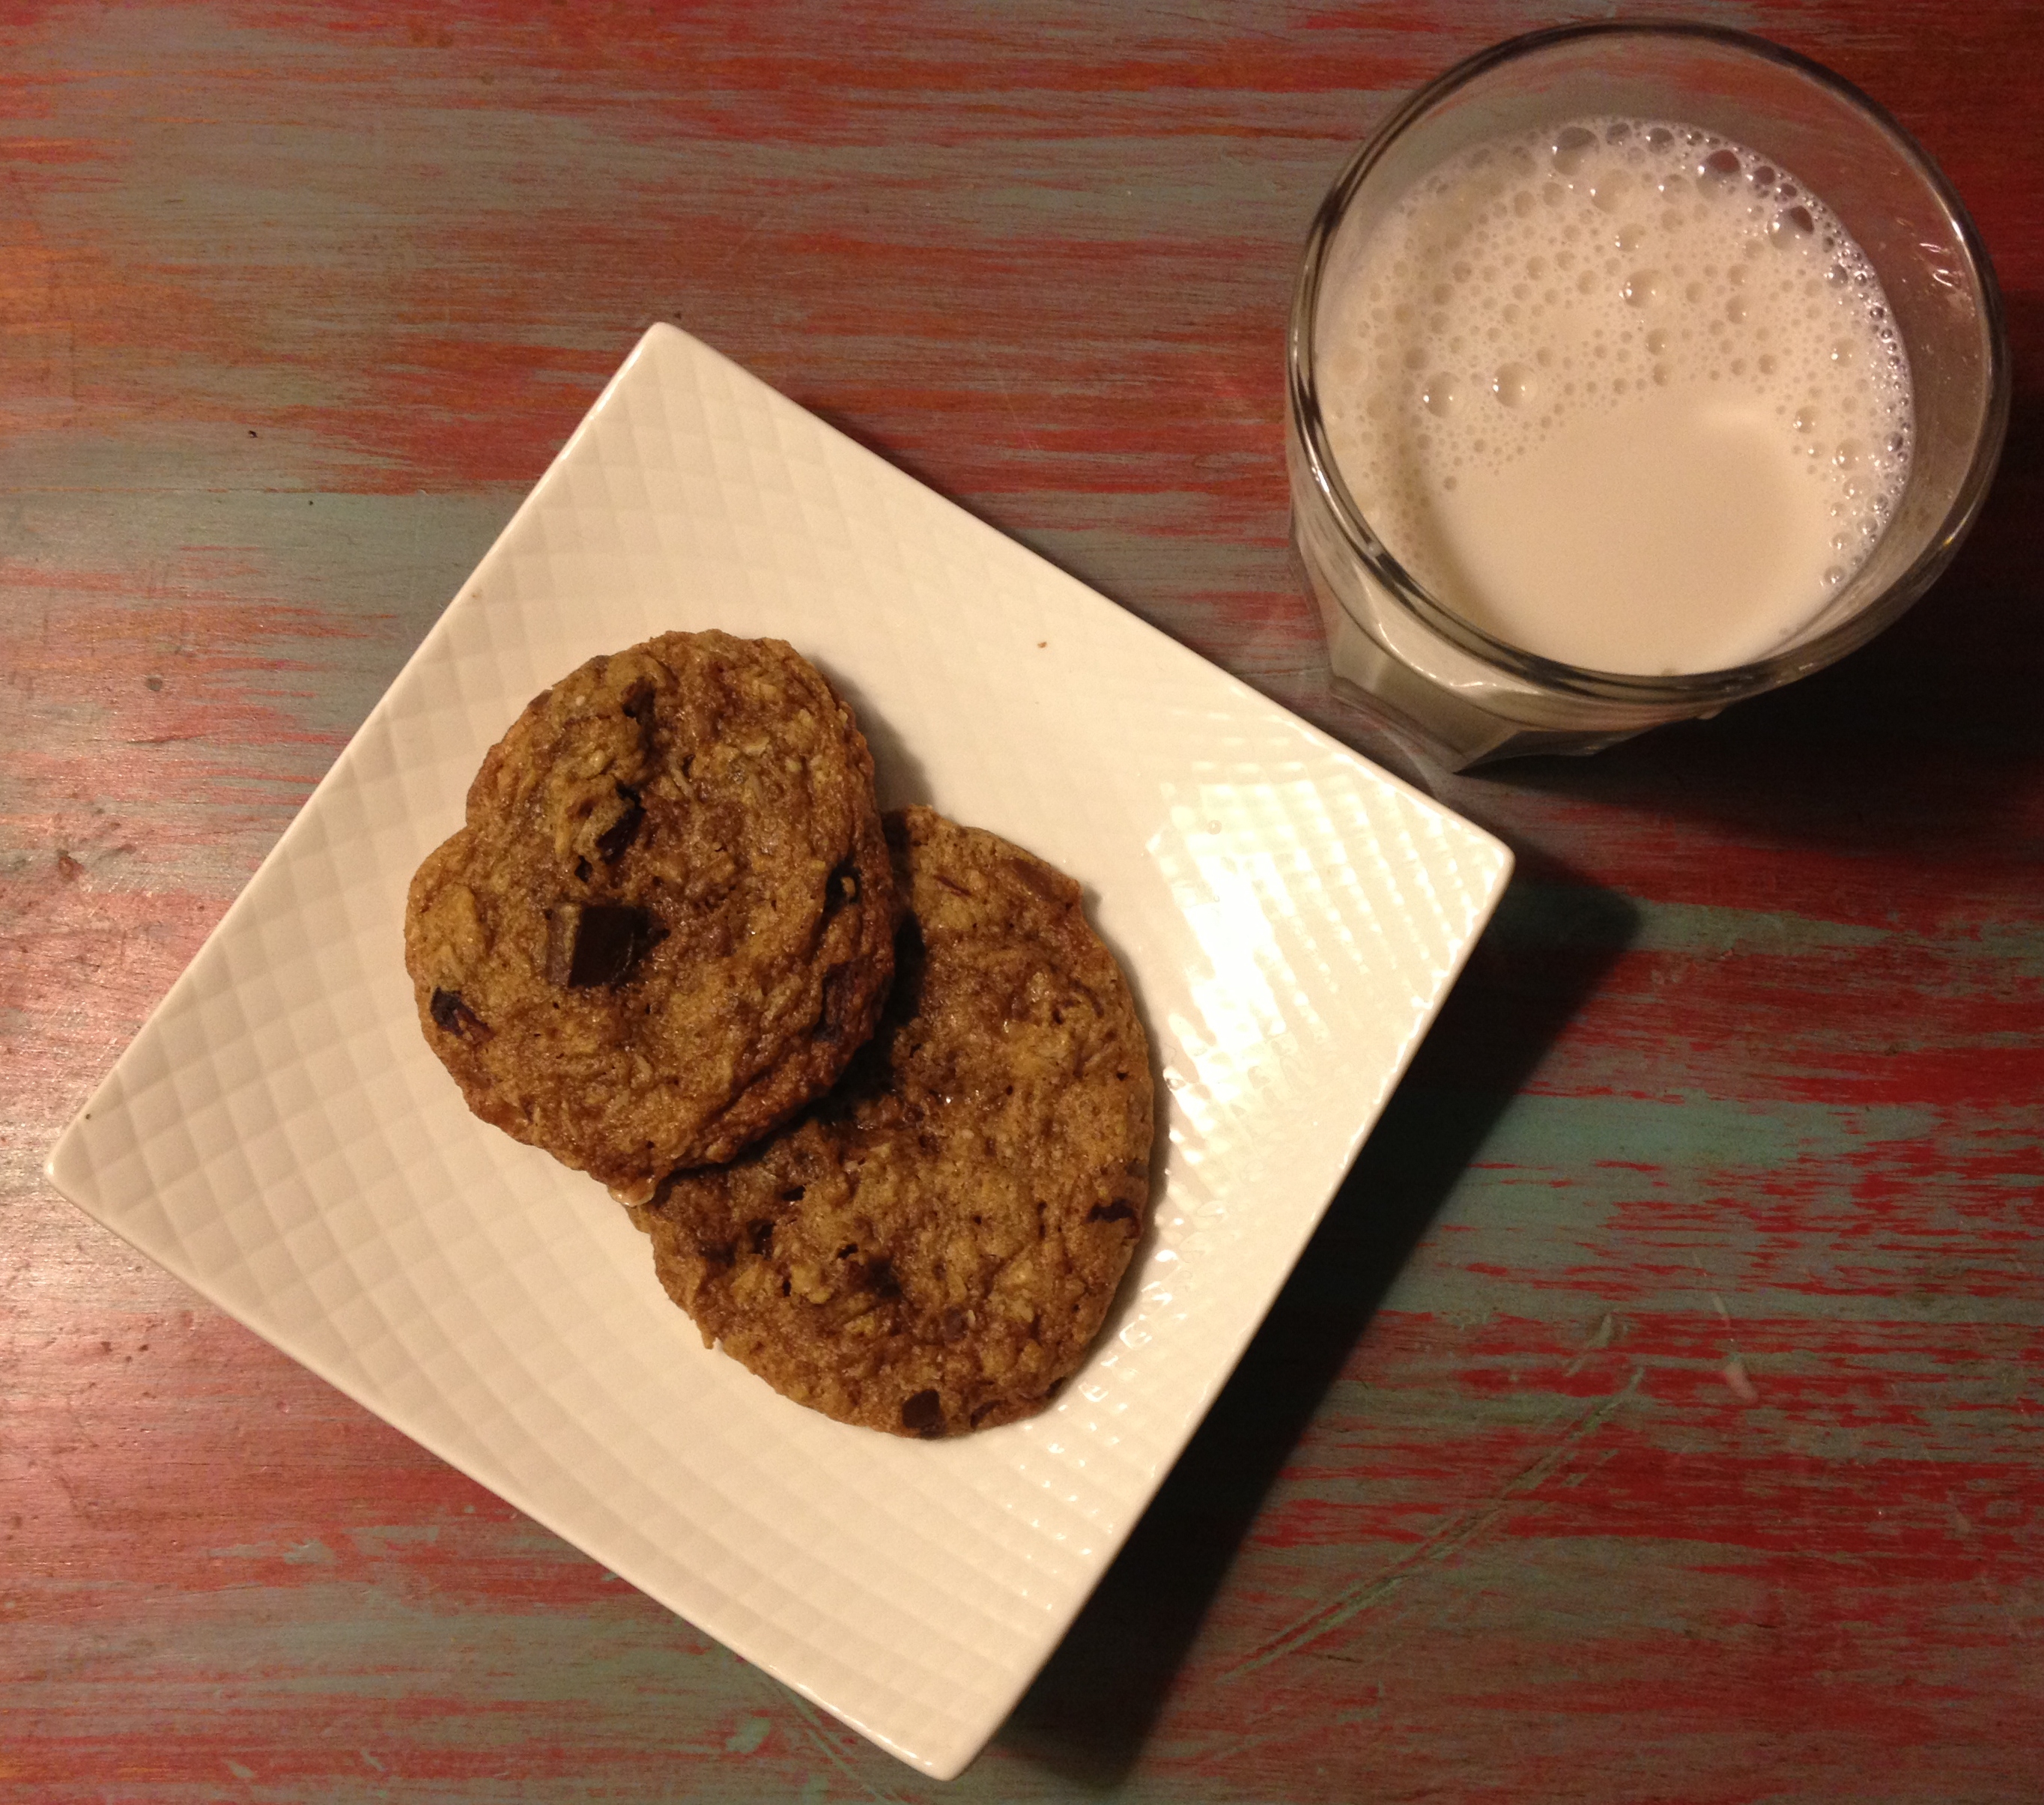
[
  {"x1": 428, "y1": 987, "x2": 490, "y2": 1040},
  {"x1": 1004, "y1": 856, "x2": 1070, "y2": 907},
  {"x1": 573, "y1": 902, "x2": 662, "y2": 986},
  {"x1": 900, "y1": 1389, "x2": 944, "y2": 1435},
  {"x1": 594, "y1": 786, "x2": 644, "y2": 861},
  {"x1": 1086, "y1": 1200, "x2": 1137, "y2": 1226},
  {"x1": 548, "y1": 901, "x2": 664, "y2": 989},
  {"x1": 812, "y1": 965, "x2": 852, "y2": 1043}
]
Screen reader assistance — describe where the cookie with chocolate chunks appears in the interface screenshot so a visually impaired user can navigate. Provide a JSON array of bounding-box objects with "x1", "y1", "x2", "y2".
[
  {"x1": 404, "y1": 630, "x2": 898, "y2": 1195},
  {"x1": 631, "y1": 805, "x2": 1153, "y2": 1437}
]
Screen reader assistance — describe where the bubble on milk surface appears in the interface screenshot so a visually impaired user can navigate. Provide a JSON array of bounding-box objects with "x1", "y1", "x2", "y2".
[{"x1": 1317, "y1": 115, "x2": 1913, "y2": 602}]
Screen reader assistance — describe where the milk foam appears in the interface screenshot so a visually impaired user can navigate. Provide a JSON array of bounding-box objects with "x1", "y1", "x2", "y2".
[{"x1": 1318, "y1": 118, "x2": 1913, "y2": 674}]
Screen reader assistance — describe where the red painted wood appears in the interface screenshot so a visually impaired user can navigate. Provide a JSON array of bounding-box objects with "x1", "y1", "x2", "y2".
[{"x1": 3, "y1": 2, "x2": 2039, "y2": 1800}]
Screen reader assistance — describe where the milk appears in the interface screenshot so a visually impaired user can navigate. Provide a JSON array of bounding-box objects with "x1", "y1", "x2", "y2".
[{"x1": 1317, "y1": 119, "x2": 1913, "y2": 676}]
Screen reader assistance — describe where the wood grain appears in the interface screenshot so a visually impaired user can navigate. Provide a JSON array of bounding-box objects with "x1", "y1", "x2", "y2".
[{"x1": 3, "y1": 1, "x2": 2038, "y2": 1799}]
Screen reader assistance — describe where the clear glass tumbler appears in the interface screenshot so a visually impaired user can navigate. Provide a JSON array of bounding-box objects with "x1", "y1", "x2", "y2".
[{"x1": 1287, "y1": 22, "x2": 2009, "y2": 770}]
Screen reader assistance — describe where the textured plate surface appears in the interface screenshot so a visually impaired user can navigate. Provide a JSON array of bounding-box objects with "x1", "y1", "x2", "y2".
[{"x1": 46, "y1": 323, "x2": 1511, "y2": 1780}]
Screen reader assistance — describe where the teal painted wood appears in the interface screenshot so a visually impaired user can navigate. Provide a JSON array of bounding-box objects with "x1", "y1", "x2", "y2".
[{"x1": 3, "y1": 1, "x2": 2039, "y2": 1799}]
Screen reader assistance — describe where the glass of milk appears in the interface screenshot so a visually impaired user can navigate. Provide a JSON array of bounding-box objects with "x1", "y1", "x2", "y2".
[{"x1": 1288, "y1": 22, "x2": 2008, "y2": 769}]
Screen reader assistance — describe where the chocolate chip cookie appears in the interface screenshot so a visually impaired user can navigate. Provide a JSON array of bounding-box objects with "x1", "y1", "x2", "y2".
[
  {"x1": 631, "y1": 804, "x2": 1153, "y2": 1437},
  {"x1": 404, "y1": 631, "x2": 898, "y2": 1196}
]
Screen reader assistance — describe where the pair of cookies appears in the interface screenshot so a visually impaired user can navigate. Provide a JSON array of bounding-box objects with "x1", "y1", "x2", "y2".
[{"x1": 404, "y1": 631, "x2": 1153, "y2": 1437}]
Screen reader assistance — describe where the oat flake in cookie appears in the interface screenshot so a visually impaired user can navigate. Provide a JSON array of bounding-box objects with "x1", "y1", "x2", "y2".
[
  {"x1": 631, "y1": 804, "x2": 1154, "y2": 1437},
  {"x1": 404, "y1": 631, "x2": 899, "y2": 1196}
]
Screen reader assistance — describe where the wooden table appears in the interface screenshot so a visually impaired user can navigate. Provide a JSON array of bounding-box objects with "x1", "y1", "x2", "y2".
[{"x1": 5, "y1": 3, "x2": 2039, "y2": 1798}]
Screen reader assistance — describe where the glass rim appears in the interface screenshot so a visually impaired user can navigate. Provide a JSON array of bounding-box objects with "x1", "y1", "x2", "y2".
[{"x1": 1287, "y1": 19, "x2": 2012, "y2": 706}]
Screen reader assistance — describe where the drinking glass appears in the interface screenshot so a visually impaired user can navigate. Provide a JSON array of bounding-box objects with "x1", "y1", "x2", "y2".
[{"x1": 1286, "y1": 22, "x2": 2009, "y2": 770}]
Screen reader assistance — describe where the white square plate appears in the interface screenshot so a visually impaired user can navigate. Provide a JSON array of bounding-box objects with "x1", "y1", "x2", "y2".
[{"x1": 46, "y1": 324, "x2": 1510, "y2": 1780}]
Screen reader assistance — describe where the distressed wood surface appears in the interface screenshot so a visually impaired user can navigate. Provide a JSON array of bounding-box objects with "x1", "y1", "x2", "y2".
[{"x1": 3, "y1": 1, "x2": 2040, "y2": 1799}]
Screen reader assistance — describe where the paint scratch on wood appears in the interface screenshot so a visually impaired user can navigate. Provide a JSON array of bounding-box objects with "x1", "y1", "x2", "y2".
[{"x1": 1228, "y1": 1368, "x2": 1646, "y2": 1676}]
